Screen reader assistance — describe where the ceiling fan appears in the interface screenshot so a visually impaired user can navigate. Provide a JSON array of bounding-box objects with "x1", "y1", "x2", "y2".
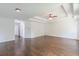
[
  {"x1": 48, "y1": 13, "x2": 57, "y2": 20},
  {"x1": 47, "y1": 4, "x2": 68, "y2": 20}
]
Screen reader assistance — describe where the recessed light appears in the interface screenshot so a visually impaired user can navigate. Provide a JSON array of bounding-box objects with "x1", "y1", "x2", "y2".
[{"x1": 15, "y1": 8, "x2": 21, "y2": 12}]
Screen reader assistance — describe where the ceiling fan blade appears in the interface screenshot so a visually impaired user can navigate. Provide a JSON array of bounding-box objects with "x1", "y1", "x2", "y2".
[{"x1": 53, "y1": 16, "x2": 57, "y2": 17}]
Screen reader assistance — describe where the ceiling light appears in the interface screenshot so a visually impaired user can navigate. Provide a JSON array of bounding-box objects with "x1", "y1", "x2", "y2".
[
  {"x1": 15, "y1": 8, "x2": 21, "y2": 12},
  {"x1": 48, "y1": 13, "x2": 57, "y2": 20},
  {"x1": 48, "y1": 17, "x2": 53, "y2": 20}
]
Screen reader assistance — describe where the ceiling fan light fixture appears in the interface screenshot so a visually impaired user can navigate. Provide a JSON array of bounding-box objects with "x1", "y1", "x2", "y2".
[
  {"x1": 48, "y1": 17, "x2": 53, "y2": 20},
  {"x1": 48, "y1": 13, "x2": 57, "y2": 20},
  {"x1": 15, "y1": 8, "x2": 21, "y2": 12}
]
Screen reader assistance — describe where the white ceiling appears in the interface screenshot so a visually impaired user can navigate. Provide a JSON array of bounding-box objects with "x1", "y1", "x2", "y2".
[
  {"x1": 0, "y1": 3, "x2": 73, "y2": 21},
  {"x1": 74, "y1": 3, "x2": 79, "y2": 16}
]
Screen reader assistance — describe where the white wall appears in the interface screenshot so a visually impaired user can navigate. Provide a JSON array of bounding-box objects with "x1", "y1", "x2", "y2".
[
  {"x1": 24, "y1": 20, "x2": 31, "y2": 38},
  {"x1": 46, "y1": 16, "x2": 77, "y2": 39},
  {"x1": 75, "y1": 16, "x2": 79, "y2": 39},
  {"x1": 0, "y1": 14, "x2": 77, "y2": 43},
  {"x1": 14, "y1": 16, "x2": 77, "y2": 40},
  {"x1": 30, "y1": 19, "x2": 45, "y2": 38},
  {"x1": 15, "y1": 18, "x2": 45, "y2": 39},
  {"x1": 0, "y1": 17, "x2": 14, "y2": 42},
  {"x1": 25, "y1": 16, "x2": 77, "y2": 39}
]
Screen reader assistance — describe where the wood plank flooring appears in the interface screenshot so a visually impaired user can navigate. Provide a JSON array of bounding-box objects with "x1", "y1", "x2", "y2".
[
  {"x1": 0, "y1": 36, "x2": 79, "y2": 56},
  {"x1": 0, "y1": 41, "x2": 14, "y2": 56},
  {"x1": 31, "y1": 36, "x2": 79, "y2": 56}
]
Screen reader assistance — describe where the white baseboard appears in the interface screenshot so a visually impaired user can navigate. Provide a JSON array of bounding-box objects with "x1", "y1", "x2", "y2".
[
  {"x1": 0, "y1": 39, "x2": 14, "y2": 43},
  {"x1": 46, "y1": 34, "x2": 78, "y2": 40},
  {"x1": 29, "y1": 35, "x2": 78, "y2": 40}
]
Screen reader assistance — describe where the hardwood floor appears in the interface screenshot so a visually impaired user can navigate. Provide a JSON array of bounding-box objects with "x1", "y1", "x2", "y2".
[
  {"x1": 31, "y1": 36, "x2": 79, "y2": 56},
  {"x1": 0, "y1": 41, "x2": 14, "y2": 56},
  {"x1": 0, "y1": 36, "x2": 79, "y2": 56}
]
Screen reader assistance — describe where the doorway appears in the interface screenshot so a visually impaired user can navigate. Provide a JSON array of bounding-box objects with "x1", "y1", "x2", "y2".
[
  {"x1": 15, "y1": 19, "x2": 25, "y2": 38},
  {"x1": 15, "y1": 19, "x2": 26, "y2": 55}
]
